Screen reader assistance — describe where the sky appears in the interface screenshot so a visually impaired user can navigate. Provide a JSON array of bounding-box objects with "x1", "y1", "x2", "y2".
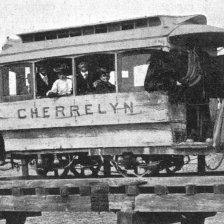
[{"x1": 0, "y1": 0, "x2": 223, "y2": 46}]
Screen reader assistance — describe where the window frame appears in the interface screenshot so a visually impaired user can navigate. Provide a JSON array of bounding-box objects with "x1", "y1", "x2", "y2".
[
  {"x1": 117, "y1": 49, "x2": 153, "y2": 93},
  {"x1": 73, "y1": 52, "x2": 118, "y2": 95},
  {"x1": 0, "y1": 62, "x2": 34, "y2": 102},
  {"x1": 0, "y1": 49, "x2": 157, "y2": 102}
]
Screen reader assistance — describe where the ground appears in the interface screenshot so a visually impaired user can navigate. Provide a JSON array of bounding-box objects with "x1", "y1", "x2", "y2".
[{"x1": 0, "y1": 211, "x2": 219, "y2": 224}]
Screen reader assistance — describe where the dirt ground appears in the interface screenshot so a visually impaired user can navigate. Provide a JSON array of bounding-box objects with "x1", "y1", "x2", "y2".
[
  {"x1": 0, "y1": 211, "x2": 221, "y2": 224},
  {"x1": 27, "y1": 212, "x2": 224, "y2": 224}
]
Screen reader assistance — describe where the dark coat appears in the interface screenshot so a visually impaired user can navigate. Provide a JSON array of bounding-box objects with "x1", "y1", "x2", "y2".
[
  {"x1": 95, "y1": 80, "x2": 115, "y2": 94},
  {"x1": 76, "y1": 72, "x2": 94, "y2": 95},
  {"x1": 36, "y1": 73, "x2": 55, "y2": 97}
]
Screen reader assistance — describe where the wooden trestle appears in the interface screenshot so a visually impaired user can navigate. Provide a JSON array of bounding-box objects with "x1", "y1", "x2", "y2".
[{"x1": 0, "y1": 176, "x2": 223, "y2": 223}]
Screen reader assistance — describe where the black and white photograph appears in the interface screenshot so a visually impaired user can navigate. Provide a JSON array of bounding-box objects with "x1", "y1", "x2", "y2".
[{"x1": 0, "y1": 0, "x2": 224, "y2": 223}]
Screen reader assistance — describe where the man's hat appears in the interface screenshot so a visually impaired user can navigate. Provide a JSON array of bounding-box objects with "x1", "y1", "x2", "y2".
[
  {"x1": 97, "y1": 67, "x2": 109, "y2": 75},
  {"x1": 53, "y1": 63, "x2": 69, "y2": 74},
  {"x1": 78, "y1": 61, "x2": 88, "y2": 69}
]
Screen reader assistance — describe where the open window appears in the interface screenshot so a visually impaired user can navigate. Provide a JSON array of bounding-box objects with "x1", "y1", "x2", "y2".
[
  {"x1": 35, "y1": 58, "x2": 72, "y2": 98},
  {"x1": 118, "y1": 50, "x2": 151, "y2": 92},
  {"x1": 75, "y1": 54, "x2": 116, "y2": 95},
  {"x1": 0, "y1": 63, "x2": 33, "y2": 102}
]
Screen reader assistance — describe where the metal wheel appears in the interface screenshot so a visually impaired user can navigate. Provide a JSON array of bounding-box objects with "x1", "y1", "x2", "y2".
[
  {"x1": 70, "y1": 155, "x2": 103, "y2": 177},
  {"x1": 34, "y1": 156, "x2": 54, "y2": 177}
]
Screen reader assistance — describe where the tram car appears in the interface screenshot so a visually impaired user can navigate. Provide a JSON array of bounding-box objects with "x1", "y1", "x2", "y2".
[{"x1": 0, "y1": 14, "x2": 224, "y2": 177}]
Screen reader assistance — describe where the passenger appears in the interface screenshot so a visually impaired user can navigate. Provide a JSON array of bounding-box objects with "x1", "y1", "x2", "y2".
[
  {"x1": 46, "y1": 66, "x2": 72, "y2": 97},
  {"x1": 76, "y1": 61, "x2": 94, "y2": 95},
  {"x1": 36, "y1": 65, "x2": 54, "y2": 97},
  {"x1": 94, "y1": 68, "x2": 115, "y2": 94}
]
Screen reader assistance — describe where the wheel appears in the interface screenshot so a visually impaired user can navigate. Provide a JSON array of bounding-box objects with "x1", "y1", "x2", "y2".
[
  {"x1": 35, "y1": 168, "x2": 48, "y2": 177},
  {"x1": 205, "y1": 153, "x2": 224, "y2": 171},
  {"x1": 70, "y1": 155, "x2": 103, "y2": 177},
  {"x1": 35, "y1": 155, "x2": 54, "y2": 177}
]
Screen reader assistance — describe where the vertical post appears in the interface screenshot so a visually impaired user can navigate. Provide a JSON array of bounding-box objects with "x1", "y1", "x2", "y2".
[
  {"x1": 21, "y1": 158, "x2": 29, "y2": 177},
  {"x1": 103, "y1": 156, "x2": 111, "y2": 177},
  {"x1": 0, "y1": 66, "x2": 3, "y2": 102},
  {"x1": 72, "y1": 57, "x2": 77, "y2": 96},
  {"x1": 198, "y1": 155, "x2": 206, "y2": 175},
  {"x1": 117, "y1": 212, "x2": 151, "y2": 224},
  {"x1": 32, "y1": 62, "x2": 36, "y2": 100},
  {"x1": 115, "y1": 53, "x2": 122, "y2": 93},
  {"x1": 4, "y1": 212, "x2": 26, "y2": 224},
  {"x1": 114, "y1": 53, "x2": 118, "y2": 93},
  {"x1": 117, "y1": 211, "x2": 136, "y2": 224}
]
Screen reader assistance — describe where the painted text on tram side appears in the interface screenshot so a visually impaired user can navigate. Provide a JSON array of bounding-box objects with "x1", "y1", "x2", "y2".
[{"x1": 17, "y1": 102, "x2": 134, "y2": 119}]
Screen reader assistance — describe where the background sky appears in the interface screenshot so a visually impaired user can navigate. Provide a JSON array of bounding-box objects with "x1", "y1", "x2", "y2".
[{"x1": 0, "y1": 0, "x2": 223, "y2": 46}]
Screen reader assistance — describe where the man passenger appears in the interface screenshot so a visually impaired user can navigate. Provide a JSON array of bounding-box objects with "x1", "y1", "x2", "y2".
[
  {"x1": 36, "y1": 65, "x2": 54, "y2": 97},
  {"x1": 46, "y1": 65, "x2": 72, "y2": 97},
  {"x1": 76, "y1": 61, "x2": 94, "y2": 95}
]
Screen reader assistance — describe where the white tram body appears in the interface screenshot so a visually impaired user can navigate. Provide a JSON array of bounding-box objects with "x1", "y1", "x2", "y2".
[{"x1": 0, "y1": 14, "x2": 223, "y2": 176}]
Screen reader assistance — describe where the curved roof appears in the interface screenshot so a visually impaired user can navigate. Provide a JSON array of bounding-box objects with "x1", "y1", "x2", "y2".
[
  {"x1": 1, "y1": 14, "x2": 221, "y2": 64},
  {"x1": 169, "y1": 24, "x2": 224, "y2": 47},
  {"x1": 17, "y1": 14, "x2": 207, "y2": 37}
]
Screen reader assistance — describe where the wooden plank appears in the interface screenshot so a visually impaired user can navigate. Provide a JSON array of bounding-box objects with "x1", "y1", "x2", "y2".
[
  {"x1": 0, "y1": 177, "x2": 147, "y2": 190},
  {"x1": 0, "y1": 195, "x2": 91, "y2": 212},
  {"x1": 0, "y1": 194, "x2": 134, "y2": 212},
  {"x1": 0, "y1": 193, "x2": 223, "y2": 213},
  {"x1": 135, "y1": 193, "x2": 224, "y2": 212},
  {"x1": 1, "y1": 95, "x2": 33, "y2": 102},
  {"x1": 6, "y1": 145, "x2": 214, "y2": 156},
  {"x1": 109, "y1": 194, "x2": 135, "y2": 210},
  {"x1": 3, "y1": 123, "x2": 172, "y2": 151},
  {"x1": 141, "y1": 176, "x2": 224, "y2": 187},
  {"x1": 0, "y1": 92, "x2": 170, "y2": 131},
  {"x1": 0, "y1": 176, "x2": 224, "y2": 190}
]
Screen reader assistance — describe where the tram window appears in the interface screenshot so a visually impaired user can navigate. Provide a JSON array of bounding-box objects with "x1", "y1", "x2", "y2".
[
  {"x1": 75, "y1": 54, "x2": 115, "y2": 95},
  {"x1": 46, "y1": 32, "x2": 57, "y2": 40},
  {"x1": 22, "y1": 34, "x2": 34, "y2": 43},
  {"x1": 95, "y1": 25, "x2": 108, "y2": 34},
  {"x1": 70, "y1": 29, "x2": 82, "y2": 37},
  {"x1": 135, "y1": 19, "x2": 148, "y2": 28},
  {"x1": 119, "y1": 52, "x2": 150, "y2": 92},
  {"x1": 35, "y1": 58, "x2": 72, "y2": 98},
  {"x1": 34, "y1": 34, "x2": 45, "y2": 42},
  {"x1": 121, "y1": 22, "x2": 134, "y2": 30},
  {"x1": 148, "y1": 17, "x2": 161, "y2": 27},
  {"x1": 83, "y1": 26, "x2": 94, "y2": 35},
  {"x1": 0, "y1": 64, "x2": 33, "y2": 101},
  {"x1": 108, "y1": 23, "x2": 120, "y2": 32},
  {"x1": 58, "y1": 31, "x2": 69, "y2": 39}
]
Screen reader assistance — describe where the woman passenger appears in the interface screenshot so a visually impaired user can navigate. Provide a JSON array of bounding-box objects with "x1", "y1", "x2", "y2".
[
  {"x1": 94, "y1": 68, "x2": 115, "y2": 94},
  {"x1": 46, "y1": 66, "x2": 72, "y2": 97}
]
